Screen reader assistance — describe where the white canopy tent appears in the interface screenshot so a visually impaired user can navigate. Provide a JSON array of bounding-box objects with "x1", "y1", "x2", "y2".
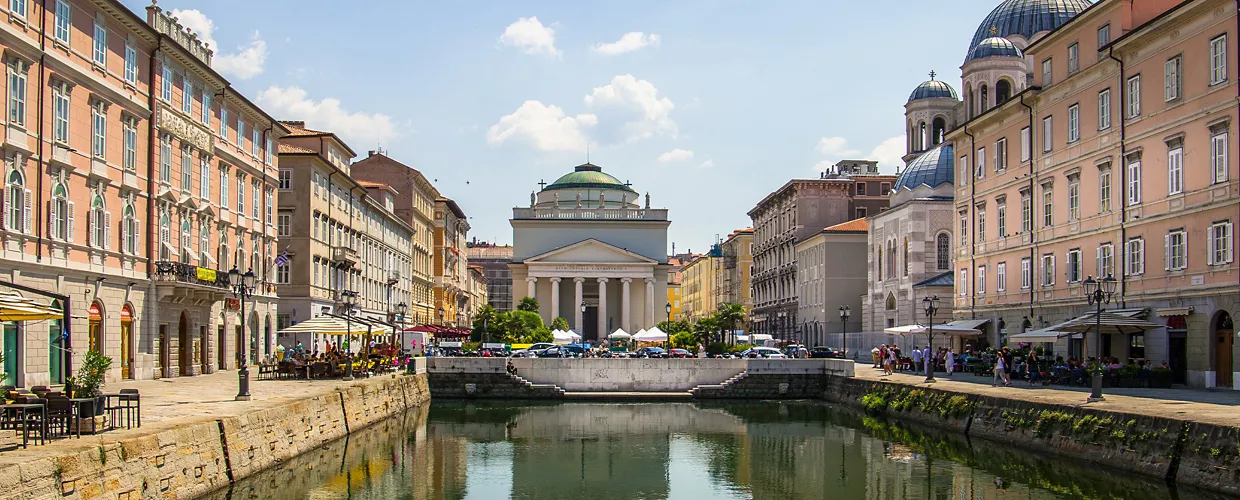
[
  {"x1": 883, "y1": 323, "x2": 982, "y2": 337},
  {"x1": 634, "y1": 327, "x2": 667, "y2": 342},
  {"x1": 607, "y1": 329, "x2": 632, "y2": 340},
  {"x1": 552, "y1": 329, "x2": 582, "y2": 344}
]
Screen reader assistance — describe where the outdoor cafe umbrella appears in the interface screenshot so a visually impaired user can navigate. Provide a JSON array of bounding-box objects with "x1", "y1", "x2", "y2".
[
  {"x1": 0, "y1": 293, "x2": 63, "y2": 322},
  {"x1": 883, "y1": 323, "x2": 982, "y2": 337},
  {"x1": 1055, "y1": 310, "x2": 1162, "y2": 336}
]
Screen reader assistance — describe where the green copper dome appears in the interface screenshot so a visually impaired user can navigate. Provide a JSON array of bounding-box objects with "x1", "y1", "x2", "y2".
[{"x1": 544, "y1": 164, "x2": 636, "y2": 193}]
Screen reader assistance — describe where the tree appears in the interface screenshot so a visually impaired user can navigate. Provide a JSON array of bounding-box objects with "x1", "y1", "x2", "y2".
[
  {"x1": 715, "y1": 303, "x2": 747, "y2": 343},
  {"x1": 524, "y1": 327, "x2": 553, "y2": 344},
  {"x1": 518, "y1": 297, "x2": 540, "y2": 312},
  {"x1": 694, "y1": 317, "x2": 720, "y2": 347},
  {"x1": 496, "y1": 310, "x2": 546, "y2": 344},
  {"x1": 670, "y1": 330, "x2": 697, "y2": 350},
  {"x1": 657, "y1": 320, "x2": 692, "y2": 335},
  {"x1": 471, "y1": 305, "x2": 498, "y2": 342},
  {"x1": 551, "y1": 317, "x2": 570, "y2": 331}
]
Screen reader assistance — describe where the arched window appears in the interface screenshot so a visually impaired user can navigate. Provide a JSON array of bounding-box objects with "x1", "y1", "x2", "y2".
[
  {"x1": 996, "y1": 79, "x2": 1012, "y2": 104},
  {"x1": 50, "y1": 183, "x2": 71, "y2": 241},
  {"x1": 936, "y1": 233, "x2": 951, "y2": 270},
  {"x1": 918, "y1": 122, "x2": 927, "y2": 151},
  {"x1": 251, "y1": 239, "x2": 260, "y2": 274},
  {"x1": 89, "y1": 194, "x2": 108, "y2": 249},
  {"x1": 122, "y1": 203, "x2": 139, "y2": 255},
  {"x1": 219, "y1": 235, "x2": 230, "y2": 272},
  {"x1": 966, "y1": 87, "x2": 975, "y2": 118},
  {"x1": 903, "y1": 237, "x2": 910, "y2": 276},
  {"x1": 932, "y1": 117, "x2": 947, "y2": 146},
  {"x1": 980, "y1": 84, "x2": 989, "y2": 113},
  {"x1": 180, "y1": 219, "x2": 192, "y2": 263},
  {"x1": 5, "y1": 169, "x2": 27, "y2": 232},
  {"x1": 158, "y1": 212, "x2": 171, "y2": 260}
]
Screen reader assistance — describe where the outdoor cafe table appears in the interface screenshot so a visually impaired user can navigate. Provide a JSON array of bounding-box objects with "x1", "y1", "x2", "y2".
[
  {"x1": 2, "y1": 403, "x2": 46, "y2": 448},
  {"x1": 69, "y1": 398, "x2": 103, "y2": 436}
]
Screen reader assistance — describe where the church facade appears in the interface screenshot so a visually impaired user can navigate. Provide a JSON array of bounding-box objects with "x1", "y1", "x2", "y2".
[{"x1": 508, "y1": 164, "x2": 671, "y2": 341}]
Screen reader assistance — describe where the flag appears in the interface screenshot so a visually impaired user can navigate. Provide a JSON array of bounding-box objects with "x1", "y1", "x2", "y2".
[{"x1": 274, "y1": 249, "x2": 290, "y2": 267}]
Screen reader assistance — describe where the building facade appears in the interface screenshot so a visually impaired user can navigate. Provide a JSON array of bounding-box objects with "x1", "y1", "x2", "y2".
[
  {"x1": 434, "y1": 198, "x2": 469, "y2": 326},
  {"x1": 797, "y1": 218, "x2": 868, "y2": 349},
  {"x1": 508, "y1": 163, "x2": 671, "y2": 340},
  {"x1": 466, "y1": 265, "x2": 487, "y2": 322},
  {"x1": 680, "y1": 253, "x2": 719, "y2": 322},
  {"x1": 464, "y1": 240, "x2": 514, "y2": 313},
  {"x1": 720, "y1": 228, "x2": 754, "y2": 326}
]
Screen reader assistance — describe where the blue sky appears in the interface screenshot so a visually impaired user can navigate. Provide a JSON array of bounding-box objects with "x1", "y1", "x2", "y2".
[{"x1": 124, "y1": 0, "x2": 1001, "y2": 252}]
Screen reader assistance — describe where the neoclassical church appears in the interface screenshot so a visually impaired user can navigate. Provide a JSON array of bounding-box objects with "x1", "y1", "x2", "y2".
[
  {"x1": 863, "y1": 0, "x2": 1093, "y2": 343},
  {"x1": 508, "y1": 164, "x2": 671, "y2": 341}
]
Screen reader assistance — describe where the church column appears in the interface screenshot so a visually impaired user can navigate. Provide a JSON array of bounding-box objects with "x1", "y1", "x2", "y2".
[
  {"x1": 597, "y1": 278, "x2": 609, "y2": 338},
  {"x1": 549, "y1": 278, "x2": 561, "y2": 321},
  {"x1": 526, "y1": 277, "x2": 538, "y2": 301},
  {"x1": 645, "y1": 278, "x2": 655, "y2": 327},
  {"x1": 573, "y1": 278, "x2": 585, "y2": 332},
  {"x1": 621, "y1": 278, "x2": 632, "y2": 333}
]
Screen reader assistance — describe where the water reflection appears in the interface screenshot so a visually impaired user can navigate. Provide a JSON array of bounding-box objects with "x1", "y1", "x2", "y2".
[{"x1": 209, "y1": 401, "x2": 1225, "y2": 500}]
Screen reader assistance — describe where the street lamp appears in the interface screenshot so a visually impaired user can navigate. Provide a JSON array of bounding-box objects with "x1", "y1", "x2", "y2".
[
  {"x1": 396, "y1": 302, "x2": 408, "y2": 348},
  {"x1": 228, "y1": 267, "x2": 257, "y2": 401},
  {"x1": 438, "y1": 306, "x2": 445, "y2": 325},
  {"x1": 1084, "y1": 275, "x2": 1117, "y2": 401},
  {"x1": 922, "y1": 296, "x2": 939, "y2": 383},
  {"x1": 665, "y1": 302, "x2": 672, "y2": 324},
  {"x1": 839, "y1": 305, "x2": 850, "y2": 360},
  {"x1": 340, "y1": 290, "x2": 358, "y2": 381}
]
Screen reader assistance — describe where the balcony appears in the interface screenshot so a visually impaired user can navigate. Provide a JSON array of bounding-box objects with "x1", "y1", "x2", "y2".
[
  {"x1": 333, "y1": 246, "x2": 358, "y2": 267},
  {"x1": 153, "y1": 260, "x2": 231, "y2": 303}
]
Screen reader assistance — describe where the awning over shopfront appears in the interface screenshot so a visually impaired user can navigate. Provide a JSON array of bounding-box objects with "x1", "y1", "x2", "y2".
[
  {"x1": 1008, "y1": 329, "x2": 1078, "y2": 343},
  {"x1": 1156, "y1": 307, "x2": 1194, "y2": 317},
  {"x1": 278, "y1": 316, "x2": 386, "y2": 336},
  {"x1": 1056, "y1": 311, "x2": 1163, "y2": 336},
  {"x1": 0, "y1": 293, "x2": 64, "y2": 322},
  {"x1": 883, "y1": 324, "x2": 983, "y2": 336},
  {"x1": 945, "y1": 319, "x2": 990, "y2": 330}
]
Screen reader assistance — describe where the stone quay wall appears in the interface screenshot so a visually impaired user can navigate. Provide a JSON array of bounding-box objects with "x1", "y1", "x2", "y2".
[
  {"x1": 823, "y1": 376, "x2": 1240, "y2": 497},
  {"x1": 0, "y1": 374, "x2": 430, "y2": 500}
]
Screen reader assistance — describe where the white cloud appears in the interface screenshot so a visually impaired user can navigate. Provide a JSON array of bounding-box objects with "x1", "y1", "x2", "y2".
[
  {"x1": 584, "y1": 74, "x2": 677, "y2": 143},
  {"x1": 486, "y1": 100, "x2": 597, "y2": 152},
  {"x1": 255, "y1": 86, "x2": 399, "y2": 149},
  {"x1": 657, "y1": 148, "x2": 694, "y2": 162},
  {"x1": 813, "y1": 135, "x2": 907, "y2": 173},
  {"x1": 593, "y1": 32, "x2": 661, "y2": 55},
  {"x1": 817, "y1": 136, "x2": 860, "y2": 157},
  {"x1": 169, "y1": 9, "x2": 268, "y2": 80},
  {"x1": 697, "y1": 159, "x2": 715, "y2": 169},
  {"x1": 868, "y1": 135, "x2": 907, "y2": 172},
  {"x1": 499, "y1": 17, "x2": 560, "y2": 57}
]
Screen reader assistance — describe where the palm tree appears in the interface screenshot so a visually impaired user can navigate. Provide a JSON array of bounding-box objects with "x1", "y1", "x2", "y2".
[
  {"x1": 694, "y1": 317, "x2": 720, "y2": 347},
  {"x1": 714, "y1": 302, "x2": 747, "y2": 344}
]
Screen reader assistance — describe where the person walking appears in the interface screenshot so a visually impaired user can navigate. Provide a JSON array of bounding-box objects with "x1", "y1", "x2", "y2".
[
  {"x1": 923, "y1": 345, "x2": 932, "y2": 377},
  {"x1": 945, "y1": 348, "x2": 956, "y2": 377},
  {"x1": 993, "y1": 352, "x2": 1006, "y2": 387},
  {"x1": 911, "y1": 345, "x2": 923, "y2": 374},
  {"x1": 884, "y1": 347, "x2": 895, "y2": 376},
  {"x1": 1001, "y1": 347, "x2": 1014, "y2": 386}
]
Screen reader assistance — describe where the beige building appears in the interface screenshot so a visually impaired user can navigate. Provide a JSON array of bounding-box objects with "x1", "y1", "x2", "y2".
[
  {"x1": 434, "y1": 198, "x2": 469, "y2": 326},
  {"x1": 274, "y1": 123, "x2": 415, "y2": 352},
  {"x1": 797, "y1": 218, "x2": 868, "y2": 350},
  {"x1": 680, "y1": 253, "x2": 720, "y2": 322},
  {"x1": 937, "y1": 0, "x2": 1237, "y2": 388},
  {"x1": 465, "y1": 241, "x2": 514, "y2": 313},
  {"x1": 466, "y1": 265, "x2": 487, "y2": 322},
  {"x1": 720, "y1": 228, "x2": 754, "y2": 325}
]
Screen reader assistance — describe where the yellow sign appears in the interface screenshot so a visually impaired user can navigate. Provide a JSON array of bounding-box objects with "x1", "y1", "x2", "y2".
[{"x1": 196, "y1": 267, "x2": 216, "y2": 282}]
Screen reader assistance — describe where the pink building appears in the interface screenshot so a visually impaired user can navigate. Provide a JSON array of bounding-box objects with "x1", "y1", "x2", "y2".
[{"x1": 948, "y1": 0, "x2": 1238, "y2": 388}]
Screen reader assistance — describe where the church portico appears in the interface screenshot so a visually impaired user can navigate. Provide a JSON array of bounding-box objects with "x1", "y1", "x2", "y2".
[{"x1": 514, "y1": 251, "x2": 663, "y2": 340}]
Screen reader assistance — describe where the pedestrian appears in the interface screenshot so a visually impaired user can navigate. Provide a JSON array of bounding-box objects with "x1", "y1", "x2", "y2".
[
  {"x1": 923, "y1": 345, "x2": 932, "y2": 377},
  {"x1": 945, "y1": 348, "x2": 956, "y2": 377},
  {"x1": 1001, "y1": 347, "x2": 1013, "y2": 386},
  {"x1": 883, "y1": 347, "x2": 895, "y2": 376},
  {"x1": 911, "y1": 345, "x2": 923, "y2": 373},
  {"x1": 993, "y1": 351, "x2": 1006, "y2": 387}
]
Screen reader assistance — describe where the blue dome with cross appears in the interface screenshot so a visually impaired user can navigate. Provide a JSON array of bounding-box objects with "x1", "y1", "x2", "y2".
[
  {"x1": 894, "y1": 143, "x2": 954, "y2": 192},
  {"x1": 969, "y1": 0, "x2": 1093, "y2": 51},
  {"x1": 908, "y1": 72, "x2": 959, "y2": 103}
]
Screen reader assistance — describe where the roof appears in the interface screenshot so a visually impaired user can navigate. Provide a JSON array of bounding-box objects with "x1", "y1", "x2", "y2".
[
  {"x1": 823, "y1": 217, "x2": 868, "y2": 233},
  {"x1": 436, "y1": 197, "x2": 467, "y2": 219},
  {"x1": 908, "y1": 79, "x2": 959, "y2": 103},
  {"x1": 894, "y1": 143, "x2": 954, "y2": 192},
  {"x1": 357, "y1": 180, "x2": 399, "y2": 196},
  {"x1": 967, "y1": 36, "x2": 1025, "y2": 62},
  {"x1": 968, "y1": 0, "x2": 1093, "y2": 50},
  {"x1": 544, "y1": 163, "x2": 636, "y2": 193},
  {"x1": 913, "y1": 272, "x2": 954, "y2": 288},
  {"x1": 278, "y1": 121, "x2": 358, "y2": 156},
  {"x1": 277, "y1": 143, "x2": 316, "y2": 154}
]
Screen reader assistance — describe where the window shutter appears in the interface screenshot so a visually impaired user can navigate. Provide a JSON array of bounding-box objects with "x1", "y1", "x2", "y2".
[
  {"x1": 86, "y1": 209, "x2": 93, "y2": 247},
  {"x1": 120, "y1": 216, "x2": 130, "y2": 255},
  {"x1": 0, "y1": 187, "x2": 7, "y2": 231},
  {"x1": 1227, "y1": 222, "x2": 1235, "y2": 264},
  {"x1": 1163, "y1": 234, "x2": 1170, "y2": 271},
  {"x1": 23, "y1": 189, "x2": 31, "y2": 234},
  {"x1": 1096, "y1": 246, "x2": 1103, "y2": 276},
  {"x1": 134, "y1": 219, "x2": 141, "y2": 255},
  {"x1": 1138, "y1": 240, "x2": 1145, "y2": 274},
  {"x1": 993, "y1": 146, "x2": 999, "y2": 171},
  {"x1": 66, "y1": 201, "x2": 75, "y2": 243},
  {"x1": 104, "y1": 211, "x2": 111, "y2": 250},
  {"x1": 47, "y1": 201, "x2": 56, "y2": 238}
]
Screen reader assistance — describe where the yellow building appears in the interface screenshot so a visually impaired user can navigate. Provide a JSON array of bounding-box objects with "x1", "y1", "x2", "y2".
[
  {"x1": 433, "y1": 198, "x2": 470, "y2": 326},
  {"x1": 681, "y1": 253, "x2": 721, "y2": 322},
  {"x1": 721, "y1": 229, "x2": 754, "y2": 326},
  {"x1": 665, "y1": 255, "x2": 691, "y2": 322}
]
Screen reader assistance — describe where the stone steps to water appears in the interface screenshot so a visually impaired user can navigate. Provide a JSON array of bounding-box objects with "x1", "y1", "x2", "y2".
[
  {"x1": 562, "y1": 391, "x2": 693, "y2": 401},
  {"x1": 690, "y1": 371, "x2": 749, "y2": 397}
]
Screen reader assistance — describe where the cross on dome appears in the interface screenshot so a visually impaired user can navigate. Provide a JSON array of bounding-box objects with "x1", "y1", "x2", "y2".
[{"x1": 929, "y1": 70, "x2": 936, "y2": 80}]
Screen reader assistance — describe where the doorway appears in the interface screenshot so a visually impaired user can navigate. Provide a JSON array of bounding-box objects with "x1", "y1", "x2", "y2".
[
  {"x1": 88, "y1": 301, "x2": 103, "y2": 354},
  {"x1": 1168, "y1": 335, "x2": 1187, "y2": 385},
  {"x1": 2, "y1": 321, "x2": 18, "y2": 387},
  {"x1": 178, "y1": 312, "x2": 191, "y2": 376},
  {"x1": 583, "y1": 306, "x2": 598, "y2": 341},
  {"x1": 1214, "y1": 312, "x2": 1234, "y2": 388},
  {"x1": 48, "y1": 300, "x2": 65, "y2": 384},
  {"x1": 158, "y1": 325, "x2": 169, "y2": 379},
  {"x1": 120, "y1": 305, "x2": 133, "y2": 379},
  {"x1": 199, "y1": 325, "x2": 208, "y2": 374},
  {"x1": 218, "y1": 325, "x2": 226, "y2": 370}
]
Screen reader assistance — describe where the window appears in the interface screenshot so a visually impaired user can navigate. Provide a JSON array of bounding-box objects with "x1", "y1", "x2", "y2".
[
  {"x1": 995, "y1": 138, "x2": 1007, "y2": 172},
  {"x1": 7, "y1": 59, "x2": 28, "y2": 126},
  {"x1": 1042, "y1": 116, "x2": 1053, "y2": 152},
  {"x1": 1020, "y1": 126, "x2": 1031, "y2": 162},
  {"x1": 265, "y1": 190, "x2": 272, "y2": 224},
  {"x1": 278, "y1": 170, "x2": 291, "y2": 190},
  {"x1": 959, "y1": 269, "x2": 968, "y2": 296},
  {"x1": 1126, "y1": 237, "x2": 1145, "y2": 276},
  {"x1": 277, "y1": 261, "x2": 290, "y2": 284},
  {"x1": 1042, "y1": 254, "x2": 1055, "y2": 286},
  {"x1": 237, "y1": 176, "x2": 244, "y2": 214},
  {"x1": 1066, "y1": 104, "x2": 1080, "y2": 142},
  {"x1": 201, "y1": 90, "x2": 211, "y2": 125},
  {"x1": 4, "y1": 170, "x2": 29, "y2": 233},
  {"x1": 1211, "y1": 35, "x2": 1228, "y2": 85},
  {"x1": 1068, "y1": 43, "x2": 1079, "y2": 74},
  {"x1": 199, "y1": 157, "x2": 209, "y2": 199},
  {"x1": 180, "y1": 219, "x2": 192, "y2": 263},
  {"x1": 1165, "y1": 230, "x2": 1187, "y2": 271},
  {"x1": 52, "y1": 83, "x2": 70, "y2": 144},
  {"x1": 959, "y1": 156, "x2": 969, "y2": 185},
  {"x1": 1021, "y1": 257, "x2": 1032, "y2": 289},
  {"x1": 278, "y1": 214, "x2": 291, "y2": 236},
  {"x1": 1067, "y1": 249, "x2": 1082, "y2": 282},
  {"x1": 91, "y1": 101, "x2": 106, "y2": 158},
  {"x1": 220, "y1": 108, "x2": 229, "y2": 139},
  {"x1": 1127, "y1": 155, "x2": 1141, "y2": 205},
  {"x1": 93, "y1": 21, "x2": 107, "y2": 66},
  {"x1": 1093, "y1": 90, "x2": 1111, "y2": 133},
  {"x1": 159, "y1": 135, "x2": 171, "y2": 182},
  {"x1": 1097, "y1": 243, "x2": 1114, "y2": 278},
  {"x1": 959, "y1": 211, "x2": 968, "y2": 246},
  {"x1": 1167, "y1": 144, "x2": 1183, "y2": 195},
  {"x1": 936, "y1": 233, "x2": 950, "y2": 270},
  {"x1": 880, "y1": 182, "x2": 890, "y2": 195},
  {"x1": 122, "y1": 117, "x2": 137, "y2": 171},
  {"x1": 1212, "y1": 128, "x2": 1229, "y2": 184},
  {"x1": 182, "y1": 79, "x2": 193, "y2": 114},
  {"x1": 312, "y1": 171, "x2": 320, "y2": 197},
  {"x1": 856, "y1": 182, "x2": 866, "y2": 195},
  {"x1": 997, "y1": 262, "x2": 1006, "y2": 292},
  {"x1": 121, "y1": 204, "x2": 138, "y2": 255},
  {"x1": 1099, "y1": 167, "x2": 1112, "y2": 212},
  {"x1": 1208, "y1": 221, "x2": 1234, "y2": 265},
  {"x1": 1165, "y1": 56, "x2": 1182, "y2": 101},
  {"x1": 855, "y1": 207, "x2": 867, "y2": 219},
  {"x1": 976, "y1": 206, "x2": 986, "y2": 242},
  {"x1": 124, "y1": 43, "x2": 137, "y2": 83},
  {"x1": 199, "y1": 224, "x2": 209, "y2": 264},
  {"x1": 977, "y1": 265, "x2": 986, "y2": 295},
  {"x1": 997, "y1": 201, "x2": 1007, "y2": 236},
  {"x1": 9, "y1": 0, "x2": 25, "y2": 18},
  {"x1": 48, "y1": 184, "x2": 71, "y2": 241},
  {"x1": 1021, "y1": 190, "x2": 1032, "y2": 233},
  {"x1": 1127, "y1": 75, "x2": 1141, "y2": 118},
  {"x1": 220, "y1": 168, "x2": 229, "y2": 207},
  {"x1": 238, "y1": 121, "x2": 246, "y2": 149},
  {"x1": 1042, "y1": 186, "x2": 1053, "y2": 227},
  {"x1": 1098, "y1": 24, "x2": 1111, "y2": 48},
  {"x1": 1042, "y1": 58, "x2": 1053, "y2": 86},
  {"x1": 265, "y1": 137, "x2": 272, "y2": 165},
  {"x1": 87, "y1": 195, "x2": 106, "y2": 249},
  {"x1": 54, "y1": 0, "x2": 70, "y2": 43},
  {"x1": 976, "y1": 147, "x2": 985, "y2": 178},
  {"x1": 251, "y1": 183, "x2": 259, "y2": 219},
  {"x1": 180, "y1": 146, "x2": 191, "y2": 192},
  {"x1": 1068, "y1": 178, "x2": 1080, "y2": 221},
  {"x1": 251, "y1": 129, "x2": 259, "y2": 156},
  {"x1": 161, "y1": 64, "x2": 173, "y2": 102}
]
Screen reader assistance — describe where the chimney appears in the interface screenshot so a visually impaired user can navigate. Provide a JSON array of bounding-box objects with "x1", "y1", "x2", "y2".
[{"x1": 368, "y1": 150, "x2": 376, "y2": 157}]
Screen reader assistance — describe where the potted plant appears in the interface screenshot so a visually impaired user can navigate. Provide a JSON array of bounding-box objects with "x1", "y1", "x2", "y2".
[
  {"x1": 64, "y1": 376, "x2": 77, "y2": 399},
  {"x1": 1150, "y1": 366, "x2": 1174, "y2": 388},
  {"x1": 75, "y1": 350, "x2": 113, "y2": 417},
  {"x1": 1117, "y1": 364, "x2": 1141, "y2": 387}
]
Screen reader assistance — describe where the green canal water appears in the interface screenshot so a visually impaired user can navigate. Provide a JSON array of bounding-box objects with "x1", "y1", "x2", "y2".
[{"x1": 210, "y1": 401, "x2": 1227, "y2": 500}]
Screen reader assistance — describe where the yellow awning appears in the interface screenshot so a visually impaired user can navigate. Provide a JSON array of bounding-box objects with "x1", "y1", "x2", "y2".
[{"x1": 0, "y1": 293, "x2": 63, "y2": 322}]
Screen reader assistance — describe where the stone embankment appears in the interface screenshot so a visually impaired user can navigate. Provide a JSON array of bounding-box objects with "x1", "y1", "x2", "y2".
[{"x1": 0, "y1": 373, "x2": 430, "y2": 500}]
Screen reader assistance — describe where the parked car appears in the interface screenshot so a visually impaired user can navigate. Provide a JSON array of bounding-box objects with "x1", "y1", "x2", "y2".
[
  {"x1": 739, "y1": 347, "x2": 786, "y2": 359},
  {"x1": 537, "y1": 346, "x2": 565, "y2": 358},
  {"x1": 810, "y1": 346, "x2": 844, "y2": 359},
  {"x1": 562, "y1": 344, "x2": 588, "y2": 358},
  {"x1": 668, "y1": 348, "x2": 693, "y2": 358},
  {"x1": 636, "y1": 347, "x2": 668, "y2": 358},
  {"x1": 527, "y1": 343, "x2": 556, "y2": 356}
]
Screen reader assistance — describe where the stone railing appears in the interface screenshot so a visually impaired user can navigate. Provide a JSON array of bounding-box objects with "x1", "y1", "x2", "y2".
[{"x1": 512, "y1": 207, "x2": 669, "y2": 221}]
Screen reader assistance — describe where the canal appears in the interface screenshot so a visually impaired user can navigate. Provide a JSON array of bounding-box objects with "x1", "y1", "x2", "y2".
[{"x1": 209, "y1": 401, "x2": 1228, "y2": 500}]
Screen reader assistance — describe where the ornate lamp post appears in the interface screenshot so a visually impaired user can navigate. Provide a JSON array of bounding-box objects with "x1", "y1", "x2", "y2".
[
  {"x1": 396, "y1": 302, "x2": 408, "y2": 347},
  {"x1": 341, "y1": 290, "x2": 357, "y2": 381},
  {"x1": 1083, "y1": 275, "x2": 1117, "y2": 401},
  {"x1": 228, "y1": 267, "x2": 257, "y2": 401},
  {"x1": 922, "y1": 295, "x2": 939, "y2": 383},
  {"x1": 838, "y1": 305, "x2": 850, "y2": 360},
  {"x1": 438, "y1": 306, "x2": 445, "y2": 325}
]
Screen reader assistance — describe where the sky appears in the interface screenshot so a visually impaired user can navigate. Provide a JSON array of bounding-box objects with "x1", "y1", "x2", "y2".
[{"x1": 123, "y1": 0, "x2": 1002, "y2": 253}]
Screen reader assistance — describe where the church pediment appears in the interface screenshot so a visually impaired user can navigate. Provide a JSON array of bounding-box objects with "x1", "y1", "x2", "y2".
[{"x1": 524, "y1": 238, "x2": 658, "y2": 265}]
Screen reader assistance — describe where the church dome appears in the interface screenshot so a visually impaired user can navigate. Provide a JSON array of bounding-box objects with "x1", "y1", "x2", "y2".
[
  {"x1": 544, "y1": 163, "x2": 636, "y2": 193},
  {"x1": 967, "y1": 36, "x2": 1025, "y2": 62},
  {"x1": 968, "y1": 0, "x2": 1092, "y2": 51},
  {"x1": 894, "y1": 143, "x2": 954, "y2": 192},
  {"x1": 908, "y1": 79, "x2": 959, "y2": 103}
]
